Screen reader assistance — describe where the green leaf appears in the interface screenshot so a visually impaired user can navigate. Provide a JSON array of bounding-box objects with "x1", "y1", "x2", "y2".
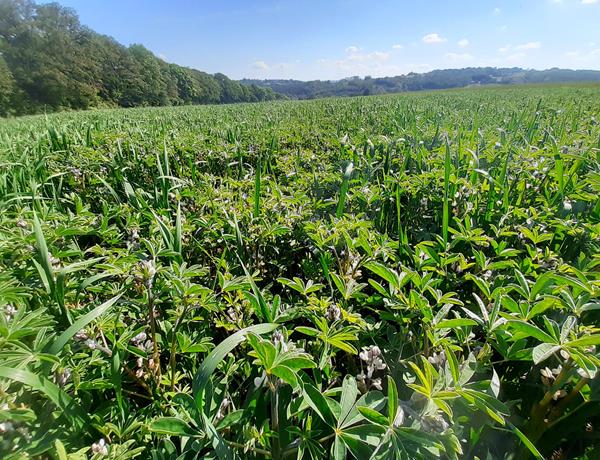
[
  {"x1": 357, "y1": 406, "x2": 389, "y2": 426},
  {"x1": 532, "y1": 343, "x2": 560, "y2": 364},
  {"x1": 339, "y1": 375, "x2": 358, "y2": 425},
  {"x1": 387, "y1": 376, "x2": 398, "y2": 425},
  {"x1": 507, "y1": 422, "x2": 544, "y2": 460},
  {"x1": 148, "y1": 417, "x2": 199, "y2": 437},
  {"x1": 192, "y1": 323, "x2": 278, "y2": 403},
  {"x1": 271, "y1": 365, "x2": 298, "y2": 388},
  {"x1": 565, "y1": 334, "x2": 600, "y2": 348},
  {"x1": 303, "y1": 381, "x2": 336, "y2": 427},
  {"x1": 444, "y1": 346, "x2": 460, "y2": 385},
  {"x1": 508, "y1": 320, "x2": 557, "y2": 344},
  {"x1": 54, "y1": 439, "x2": 68, "y2": 460},
  {"x1": 203, "y1": 412, "x2": 232, "y2": 460},
  {"x1": 47, "y1": 293, "x2": 123, "y2": 355},
  {"x1": 295, "y1": 326, "x2": 319, "y2": 337},
  {"x1": 342, "y1": 391, "x2": 386, "y2": 428},
  {"x1": 435, "y1": 318, "x2": 477, "y2": 329},
  {"x1": 331, "y1": 436, "x2": 347, "y2": 460},
  {"x1": 0, "y1": 366, "x2": 88, "y2": 429}
]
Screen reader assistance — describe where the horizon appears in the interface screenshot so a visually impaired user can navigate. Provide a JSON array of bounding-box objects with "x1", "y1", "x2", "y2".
[{"x1": 39, "y1": 0, "x2": 600, "y2": 81}]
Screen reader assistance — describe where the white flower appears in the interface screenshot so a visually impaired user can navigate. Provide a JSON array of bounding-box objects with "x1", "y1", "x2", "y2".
[
  {"x1": 359, "y1": 345, "x2": 386, "y2": 378},
  {"x1": 370, "y1": 378, "x2": 383, "y2": 391},
  {"x1": 393, "y1": 406, "x2": 405, "y2": 427},
  {"x1": 254, "y1": 370, "x2": 267, "y2": 388},
  {"x1": 272, "y1": 330, "x2": 288, "y2": 352},
  {"x1": 553, "y1": 390, "x2": 567, "y2": 400},
  {"x1": 0, "y1": 421, "x2": 14, "y2": 433},
  {"x1": 56, "y1": 368, "x2": 71, "y2": 387},
  {"x1": 4, "y1": 304, "x2": 17, "y2": 320},
  {"x1": 136, "y1": 260, "x2": 156, "y2": 287},
  {"x1": 577, "y1": 367, "x2": 591, "y2": 379},
  {"x1": 131, "y1": 332, "x2": 147, "y2": 345},
  {"x1": 215, "y1": 397, "x2": 230, "y2": 422},
  {"x1": 428, "y1": 351, "x2": 447, "y2": 368},
  {"x1": 563, "y1": 200, "x2": 572, "y2": 211},
  {"x1": 325, "y1": 304, "x2": 341, "y2": 321},
  {"x1": 91, "y1": 439, "x2": 108, "y2": 456}
]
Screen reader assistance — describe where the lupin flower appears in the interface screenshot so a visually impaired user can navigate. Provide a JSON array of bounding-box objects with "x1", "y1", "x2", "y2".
[
  {"x1": 393, "y1": 405, "x2": 405, "y2": 428},
  {"x1": 254, "y1": 370, "x2": 267, "y2": 388},
  {"x1": 324, "y1": 304, "x2": 341, "y2": 321},
  {"x1": 227, "y1": 307, "x2": 240, "y2": 323},
  {"x1": 135, "y1": 357, "x2": 145, "y2": 378},
  {"x1": 70, "y1": 167, "x2": 83, "y2": 180},
  {"x1": 359, "y1": 345, "x2": 386, "y2": 378},
  {"x1": 4, "y1": 304, "x2": 17, "y2": 321},
  {"x1": 127, "y1": 228, "x2": 140, "y2": 250},
  {"x1": 215, "y1": 397, "x2": 230, "y2": 422},
  {"x1": 135, "y1": 260, "x2": 156, "y2": 288},
  {"x1": 422, "y1": 414, "x2": 449, "y2": 433},
  {"x1": 427, "y1": 350, "x2": 447, "y2": 368},
  {"x1": 272, "y1": 330, "x2": 288, "y2": 352},
  {"x1": 131, "y1": 332, "x2": 147, "y2": 345},
  {"x1": 56, "y1": 368, "x2": 71, "y2": 387},
  {"x1": 0, "y1": 421, "x2": 14, "y2": 434},
  {"x1": 48, "y1": 252, "x2": 61, "y2": 270},
  {"x1": 91, "y1": 439, "x2": 108, "y2": 456}
]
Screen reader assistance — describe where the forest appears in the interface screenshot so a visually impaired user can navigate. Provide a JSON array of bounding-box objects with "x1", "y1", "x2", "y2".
[
  {"x1": 241, "y1": 67, "x2": 600, "y2": 99},
  {"x1": 0, "y1": 0, "x2": 279, "y2": 116}
]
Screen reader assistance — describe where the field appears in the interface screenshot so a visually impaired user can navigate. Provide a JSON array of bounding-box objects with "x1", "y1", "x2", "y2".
[{"x1": 0, "y1": 85, "x2": 599, "y2": 459}]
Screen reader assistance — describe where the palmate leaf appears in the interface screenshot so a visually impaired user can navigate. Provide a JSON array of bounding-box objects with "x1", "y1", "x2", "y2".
[
  {"x1": 47, "y1": 293, "x2": 123, "y2": 355},
  {"x1": 0, "y1": 366, "x2": 89, "y2": 430},
  {"x1": 508, "y1": 320, "x2": 557, "y2": 344},
  {"x1": 192, "y1": 323, "x2": 278, "y2": 404}
]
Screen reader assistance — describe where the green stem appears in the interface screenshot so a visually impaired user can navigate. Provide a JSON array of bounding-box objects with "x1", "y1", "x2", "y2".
[
  {"x1": 169, "y1": 299, "x2": 190, "y2": 392},
  {"x1": 148, "y1": 287, "x2": 161, "y2": 380},
  {"x1": 271, "y1": 385, "x2": 281, "y2": 460}
]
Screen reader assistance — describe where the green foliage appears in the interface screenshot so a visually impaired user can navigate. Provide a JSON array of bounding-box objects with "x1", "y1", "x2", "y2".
[
  {"x1": 0, "y1": 0, "x2": 279, "y2": 116},
  {"x1": 0, "y1": 85, "x2": 600, "y2": 459}
]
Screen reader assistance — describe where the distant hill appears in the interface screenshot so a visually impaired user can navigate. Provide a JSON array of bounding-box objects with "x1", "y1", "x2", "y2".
[
  {"x1": 240, "y1": 67, "x2": 600, "y2": 100},
  {"x1": 0, "y1": 0, "x2": 280, "y2": 116}
]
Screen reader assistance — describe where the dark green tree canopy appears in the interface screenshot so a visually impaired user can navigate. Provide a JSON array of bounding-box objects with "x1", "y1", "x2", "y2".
[{"x1": 0, "y1": 0, "x2": 279, "y2": 116}]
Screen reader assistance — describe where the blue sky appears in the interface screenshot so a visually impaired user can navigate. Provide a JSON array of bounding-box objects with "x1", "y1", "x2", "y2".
[{"x1": 45, "y1": 0, "x2": 600, "y2": 80}]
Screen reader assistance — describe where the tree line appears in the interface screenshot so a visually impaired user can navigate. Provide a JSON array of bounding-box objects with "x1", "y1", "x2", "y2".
[
  {"x1": 241, "y1": 67, "x2": 600, "y2": 100},
  {"x1": 0, "y1": 0, "x2": 280, "y2": 116}
]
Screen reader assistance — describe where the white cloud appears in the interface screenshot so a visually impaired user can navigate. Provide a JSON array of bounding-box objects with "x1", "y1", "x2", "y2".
[
  {"x1": 515, "y1": 41, "x2": 542, "y2": 50},
  {"x1": 458, "y1": 38, "x2": 469, "y2": 48},
  {"x1": 345, "y1": 46, "x2": 360, "y2": 53},
  {"x1": 498, "y1": 45, "x2": 511, "y2": 53},
  {"x1": 564, "y1": 47, "x2": 600, "y2": 63},
  {"x1": 392, "y1": 44, "x2": 403, "y2": 49},
  {"x1": 581, "y1": 0, "x2": 598, "y2": 4},
  {"x1": 493, "y1": 7, "x2": 501, "y2": 14},
  {"x1": 328, "y1": 50, "x2": 394, "y2": 75},
  {"x1": 344, "y1": 51, "x2": 390, "y2": 63},
  {"x1": 252, "y1": 60, "x2": 269, "y2": 70},
  {"x1": 422, "y1": 33, "x2": 447, "y2": 44}
]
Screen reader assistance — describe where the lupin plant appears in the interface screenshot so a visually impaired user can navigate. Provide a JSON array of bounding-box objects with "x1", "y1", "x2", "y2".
[{"x1": 0, "y1": 85, "x2": 599, "y2": 459}]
